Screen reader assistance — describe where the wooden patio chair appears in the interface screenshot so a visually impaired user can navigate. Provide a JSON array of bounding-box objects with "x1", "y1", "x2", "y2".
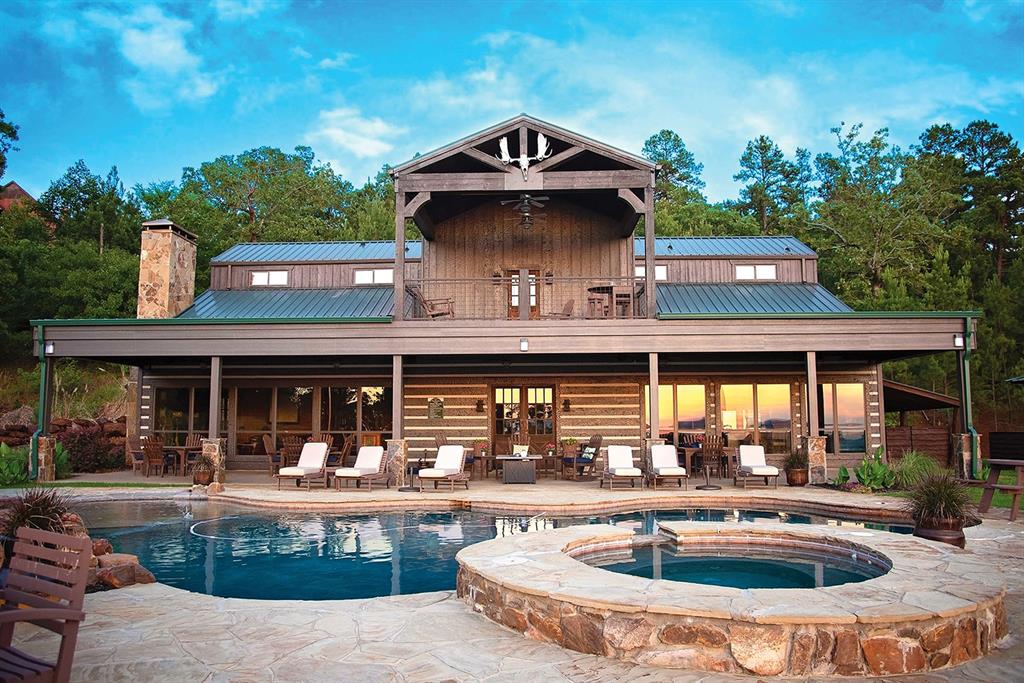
[
  {"x1": 274, "y1": 442, "x2": 329, "y2": 490},
  {"x1": 129, "y1": 436, "x2": 146, "y2": 475},
  {"x1": 183, "y1": 433, "x2": 203, "y2": 472},
  {"x1": 541, "y1": 299, "x2": 575, "y2": 319},
  {"x1": 600, "y1": 445, "x2": 644, "y2": 490},
  {"x1": 262, "y1": 433, "x2": 284, "y2": 475},
  {"x1": 699, "y1": 435, "x2": 726, "y2": 478},
  {"x1": 417, "y1": 445, "x2": 469, "y2": 492},
  {"x1": 649, "y1": 444, "x2": 687, "y2": 490},
  {"x1": 334, "y1": 446, "x2": 389, "y2": 491},
  {"x1": 143, "y1": 437, "x2": 167, "y2": 477},
  {"x1": 562, "y1": 435, "x2": 602, "y2": 480},
  {"x1": 337, "y1": 433, "x2": 356, "y2": 467},
  {"x1": 406, "y1": 284, "x2": 455, "y2": 319},
  {"x1": 280, "y1": 435, "x2": 305, "y2": 468},
  {"x1": 734, "y1": 445, "x2": 779, "y2": 489},
  {"x1": 0, "y1": 526, "x2": 91, "y2": 683}
]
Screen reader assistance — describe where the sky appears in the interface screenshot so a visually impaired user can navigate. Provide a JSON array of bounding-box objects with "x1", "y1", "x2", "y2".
[{"x1": 2, "y1": 0, "x2": 1023, "y2": 202}]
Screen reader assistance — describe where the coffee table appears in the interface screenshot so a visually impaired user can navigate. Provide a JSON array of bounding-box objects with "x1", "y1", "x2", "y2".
[{"x1": 498, "y1": 455, "x2": 541, "y2": 484}]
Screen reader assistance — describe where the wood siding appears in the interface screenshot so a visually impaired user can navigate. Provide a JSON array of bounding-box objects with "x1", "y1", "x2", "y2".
[
  {"x1": 559, "y1": 381, "x2": 643, "y2": 464},
  {"x1": 209, "y1": 261, "x2": 421, "y2": 290},
  {"x1": 403, "y1": 381, "x2": 489, "y2": 456},
  {"x1": 658, "y1": 257, "x2": 815, "y2": 284}
]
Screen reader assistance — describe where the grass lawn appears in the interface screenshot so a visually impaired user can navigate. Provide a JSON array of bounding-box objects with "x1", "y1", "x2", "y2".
[{"x1": 885, "y1": 470, "x2": 1023, "y2": 511}]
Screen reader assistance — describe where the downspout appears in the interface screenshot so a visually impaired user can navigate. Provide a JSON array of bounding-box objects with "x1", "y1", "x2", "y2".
[
  {"x1": 963, "y1": 315, "x2": 978, "y2": 478},
  {"x1": 30, "y1": 323, "x2": 47, "y2": 480}
]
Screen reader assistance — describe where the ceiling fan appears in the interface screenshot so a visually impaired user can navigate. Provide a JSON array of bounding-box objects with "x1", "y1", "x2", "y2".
[{"x1": 500, "y1": 193, "x2": 549, "y2": 229}]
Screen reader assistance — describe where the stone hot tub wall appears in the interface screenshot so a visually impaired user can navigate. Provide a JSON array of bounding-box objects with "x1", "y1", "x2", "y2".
[{"x1": 455, "y1": 524, "x2": 1008, "y2": 677}]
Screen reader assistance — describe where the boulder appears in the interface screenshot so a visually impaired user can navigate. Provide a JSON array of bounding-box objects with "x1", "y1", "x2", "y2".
[
  {"x1": 135, "y1": 565, "x2": 157, "y2": 584},
  {"x1": 97, "y1": 552, "x2": 139, "y2": 568},
  {"x1": 91, "y1": 538, "x2": 113, "y2": 557},
  {"x1": 729, "y1": 624, "x2": 789, "y2": 676},
  {"x1": 60, "y1": 513, "x2": 89, "y2": 539},
  {"x1": 102, "y1": 421, "x2": 126, "y2": 437},
  {"x1": 0, "y1": 405, "x2": 35, "y2": 431},
  {"x1": 207, "y1": 482, "x2": 225, "y2": 494},
  {"x1": 96, "y1": 564, "x2": 136, "y2": 589}
]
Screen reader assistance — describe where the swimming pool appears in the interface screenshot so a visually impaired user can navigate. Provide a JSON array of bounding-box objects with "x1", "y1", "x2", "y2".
[{"x1": 79, "y1": 500, "x2": 911, "y2": 601}]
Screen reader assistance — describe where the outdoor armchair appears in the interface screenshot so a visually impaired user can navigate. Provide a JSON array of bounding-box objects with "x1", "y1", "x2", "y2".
[
  {"x1": 275, "y1": 441, "x2": 329, "y2": 490},
  {"x1": 600, "y1": 444, "x2": 644, "y2": 489},
  {"x1": 417, "y1": 445, "x2": 469, "y2": 492},
  {"x1": 734, "y1": 444, "x2": 779, "y2": 488},
  {"x1": 334, "y1": 446, "x2": 388, "y2": 491},
  {"x1": 649, "y1": 444, "x2": 687, "y2": 489}
]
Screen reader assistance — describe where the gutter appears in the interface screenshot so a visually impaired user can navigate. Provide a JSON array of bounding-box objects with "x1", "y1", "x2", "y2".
[
  {"x1": 30, "y1": 316, "x2": 393, "y2": 327},
  {"x1": 656, "y1": 310, "x2": 984, "y2": 320},
  {"x1": 963, "y1": 315, "x2": 979, "y2": 477}
]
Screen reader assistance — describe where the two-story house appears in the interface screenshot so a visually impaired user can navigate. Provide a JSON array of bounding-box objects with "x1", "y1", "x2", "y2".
[{"x1": 31, "y1": 115, "x2": 979, "y2": 479}]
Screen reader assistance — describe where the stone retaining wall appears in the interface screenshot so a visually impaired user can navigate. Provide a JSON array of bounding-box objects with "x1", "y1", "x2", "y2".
[{"x1": 456, "y1": 524, "x2": 1008, "y2": 676}]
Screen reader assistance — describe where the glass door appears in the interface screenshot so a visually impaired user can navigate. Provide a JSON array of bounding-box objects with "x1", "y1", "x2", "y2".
[
  {"x1": 492, "y1": 385, "x2": 554, "y2": 454},
  {"x1": 506, "y1": 270, "x2": 539, "y2": 319}
]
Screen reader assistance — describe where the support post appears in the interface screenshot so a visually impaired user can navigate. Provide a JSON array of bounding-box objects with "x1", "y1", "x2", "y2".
[
  {"x1": 805, "y1": 351, "x2": 827, "y2": 484},
  {"x1": 648, "y1": 352, "x2": 659, "y2": 440},
  {"x1": 519, "y1": 268, "x2": 530, "y2": 321},
  {"x1": 392, "y1": 354, "x2": 403, "y2": 440},
  {"x1": 956, "y1": 318, "x2": 978, "y2": 478},
  {"x1": 208, "y1": 356, "x2": 222, "y2": 438},
  {"x1": 394, "y1": 185, "x2": 406, "y2": 321},
  {"x1": 644, "y1": 181, "x2": 656, "y2": 318}
]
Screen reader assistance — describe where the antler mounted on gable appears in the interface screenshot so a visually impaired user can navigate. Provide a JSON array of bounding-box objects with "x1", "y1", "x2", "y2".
[{"x1": 495, "y1": 131, "x2": 553, "y2": 180}]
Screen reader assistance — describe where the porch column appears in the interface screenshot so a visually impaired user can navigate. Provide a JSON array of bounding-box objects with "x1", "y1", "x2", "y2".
[
  {"x1": 394, "y1": 185, "x2": 405, "y2": 322},
  {"x1": 805, "y1": 351, "x2": 827, "y2": 485},
  {"x1": 39, "y1": 356, "x2": 55, "y2": 437},
  {"x1": 208, "y1": 356, "x2": 222, "y2": 438},
  {"x1": 644, "y1": 181, "x2": 656, "y2": 319},
  {"x1": 392, "y1": 354, "x2": 403, "y2": 439},
  {"x1": 648, "y1": 352, "x2": 659, "y2": 440}
]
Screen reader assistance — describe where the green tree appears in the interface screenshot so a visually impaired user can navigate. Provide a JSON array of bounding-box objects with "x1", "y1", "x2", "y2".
[
  {"x1": 0, "y1": 109, "x2": 19, "y2": 180},
  {"x1": 733, "y1": 135, "x2": 806, "y2": 234},
  {"x1": 38, "y1": 161, "x2": 142, "y2": 253},
  {"x1": 642, "y1": 130, "x2": 705, "y2": 201}
]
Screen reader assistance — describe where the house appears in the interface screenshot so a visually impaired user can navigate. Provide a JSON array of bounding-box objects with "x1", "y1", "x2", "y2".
[
  {"x1": 0, "y1": 180, "x2": 34, "y2": 212},
  {"x1": 30, "y1": 115, "x2": 980, "y2": 479}
]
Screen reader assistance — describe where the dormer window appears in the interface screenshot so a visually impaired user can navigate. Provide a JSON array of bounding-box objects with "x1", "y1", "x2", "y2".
[
  {"x1": 635, "y1": 265, "x2": 668, "y2": 281},
  {"x1": 251, "y1": 270, "x2": 288, "y2": 286},
  {"x1": 736, "y1": 264, "x2": 777, "y2": 281},
  {"x1": 354, "y1": 268, "x2": 394, "y2": 285}
]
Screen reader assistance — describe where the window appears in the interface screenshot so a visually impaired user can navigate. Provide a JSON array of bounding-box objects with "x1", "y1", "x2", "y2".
[
  {"x1": 251, "y1": 270, "x2": 288, "y2": 286},
  {"x1": 634, "y1": 265, "x2": 668, "y2": 281},
  {"x1": 756, "y1": 384, "x2": 792, "y2": 453},
  {"x1": 644, "y1": 383, "x2": 707, "y2": 446},
  {"x1": 819, "y1": 383, "x2": 866, "y2": 453},
  {"x1": 354, "y1": 268, "x2": 394, "y2": 285},
  {"x1": 735, "y1": 264, "x2": 777, "y2": 281}
]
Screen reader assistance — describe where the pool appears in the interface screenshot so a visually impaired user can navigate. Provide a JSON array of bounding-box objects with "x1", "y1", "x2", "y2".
[
  {"x1": 580, "y1": 542, "x2": 889, "y2": 589},
  {"x1": 78, "y1": 500, "x2": 911, "y2": 601}
]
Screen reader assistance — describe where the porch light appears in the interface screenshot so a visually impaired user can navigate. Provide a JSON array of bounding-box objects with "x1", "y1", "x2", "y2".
[
  {"x1": 562, "y1": 398, "x2": 571, "y2": 413},
  {"x1": 44, "y1": 342, "x2": 54, "y2": 355},
  {"x1": 953, "y1": 334, "x2": 965, "y2": 348},
  {"x1": 520, "y1": 337, "x2": 529, "y2": 352},
  {"x1": 475, "y1": 399, "x2": 485, "y2": 413}
]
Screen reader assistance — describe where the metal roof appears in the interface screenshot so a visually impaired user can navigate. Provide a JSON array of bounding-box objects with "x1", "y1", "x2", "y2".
[
  {"x1": 176, "y1": 287, "x2": 394, "y2": 321},
  {"x1": 656, "y1": 283, "x2": 851, "y2": 316},
  {"x1": 211, "y1": 241, "x2": 422, "y2": 263},
  {"x1": 635, "y1": 236, "x2": 815, "y2": 257}
]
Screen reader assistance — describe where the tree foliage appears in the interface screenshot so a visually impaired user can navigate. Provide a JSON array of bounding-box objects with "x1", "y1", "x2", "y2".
[
  {"x1": 642, "y1": 129, "x2": 705, "y2": 201},
  {"x1": 0, "y1": 109, "x2": 19, "y2": 180}
]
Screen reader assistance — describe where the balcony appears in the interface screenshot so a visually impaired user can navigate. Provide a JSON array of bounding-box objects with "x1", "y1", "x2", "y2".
[{"x1": 404, "y1": 275, "x2": 647, "y2": 321}]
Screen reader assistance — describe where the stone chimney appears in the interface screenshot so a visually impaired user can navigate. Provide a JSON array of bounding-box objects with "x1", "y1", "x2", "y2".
[{"x1": 136, "y1": 219, "x2": 197, "y2": 318}]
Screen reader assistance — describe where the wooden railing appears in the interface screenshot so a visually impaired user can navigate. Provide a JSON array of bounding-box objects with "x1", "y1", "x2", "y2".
[{"x1": 404, "y1": 275, "x2": 647, "y2": 321}]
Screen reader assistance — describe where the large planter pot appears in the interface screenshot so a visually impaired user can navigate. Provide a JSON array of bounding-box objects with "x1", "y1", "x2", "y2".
[
  {"x1": 785, "y1": 468, "x2": 809, "y2": 487},
  {"x1": 913, "y1": 517, "x2": 966, "y2": 548},
  {"x1": 193, "y1": 470, "x2": 214, "y2": 486}
]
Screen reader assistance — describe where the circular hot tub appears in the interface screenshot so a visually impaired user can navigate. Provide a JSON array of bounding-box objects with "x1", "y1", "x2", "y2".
[{"x1": 456, "y1": 522, "x2": 1008, "y2": 676}]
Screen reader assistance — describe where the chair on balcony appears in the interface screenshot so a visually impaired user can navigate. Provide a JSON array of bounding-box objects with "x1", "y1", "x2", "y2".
[
  {"x1": 407, "y1": 284, "x2": 455, "y2": 319},
  {"x1": 542, "y1": 299, "x2": 575, "y2": 319}
]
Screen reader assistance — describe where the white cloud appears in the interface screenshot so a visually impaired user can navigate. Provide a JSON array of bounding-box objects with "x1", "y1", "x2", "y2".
[
  {"x1": 318, "y1": 52, "x2": 355, "y2": 70},
  {"x1": 304, "y1": 107, "x2": 406, "y2": 180},
  {"x1": 213, "y1": 0, "x2": 285, "y2": 21},
  {"x1": 291, "y1": 46, "x2": 312, "y2": 59}
]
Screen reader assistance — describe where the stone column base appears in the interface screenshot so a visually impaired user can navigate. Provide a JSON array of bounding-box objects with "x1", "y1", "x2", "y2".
[
  {"x1": 804, "y1": 435, "x2": 827, "y2": 484},
  {"x1": 954, "y1": 433, "x2": 979, "y2": 479},
  {"x1": 201, "y1": 438, "x2": 226, "y2": 485},
  {"x1": 386, "y1": 439, "x2": 408, "y2": 487},
  {"x1": 37, "y1": 436, "x2": 56, "y2": 483}
]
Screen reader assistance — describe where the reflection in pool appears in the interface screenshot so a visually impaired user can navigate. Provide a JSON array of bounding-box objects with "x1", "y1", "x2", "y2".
[{"x1": 78, "y1": 500, "x2": 910, "y2": 601}]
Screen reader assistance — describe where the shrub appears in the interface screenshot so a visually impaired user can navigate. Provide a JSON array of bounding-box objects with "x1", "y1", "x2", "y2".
[
  {"x1": 853, "y1": 447, "x2": 895, "y2": 491},
  {"x1": 834, "y1": 465, "x2": 850, "y2": 486},
  {"x1": 904, "y1": 470, "x2": 972, "y2": 524},
  {"x1": 892, "y1": 450, "x2": 940, "y2": 490},
  {"x1": 784, "y1": 450, "x2": 808, "y2": 470},
  {"x1": 1, "y1": 488, "x2": 73, "y2": 568},
  {"x1": 54, "y1": 442, "x2": 73, "y2": 480},
  {"x1": 0, "y1": 443, "x2": 30, "y2": 486},
  {"x1": 58, "y1": 426, "x2": 124, "y2": 473}
]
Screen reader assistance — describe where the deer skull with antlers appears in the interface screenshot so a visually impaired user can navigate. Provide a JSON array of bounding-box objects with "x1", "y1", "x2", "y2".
[{"x1": 496, "y1": 133, "x2": 552, "y2": 180}]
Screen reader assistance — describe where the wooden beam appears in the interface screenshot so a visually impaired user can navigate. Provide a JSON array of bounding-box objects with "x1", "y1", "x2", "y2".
[
  {"x1": 392, "y1": 355, "x2": 403, "y2": 439},
  {"x1": 648, "y1": 352, "x2": 659, "y2": 442},
  {"x1": 462, "y1": 147, "x2": 512, "y2": 172},
  {"x1": 412, "y1": 205, "x2": 436, "y2": 239},
  {"x1": 644, "y1": 183, "x2": 656, "y2": 319},
  {"x1": 400, "y1": 169, "x2": 651, "y2": 192},
  {"x1": 617, "y1": 188, "x2": 645, "y2": 214},
  {"x1": 519, "y1": 126, "x2": 528, "y2": 157},
  {"x1": 532, "y1": 145, "x2": 583, "y2": 172},
  {"x1": 208, "y1": 356, "x2": 222, "y2": 437},
  {"x1": 404, "y1": 191, "x2": 431, "y2": 215},
  {"x1": 394, "y1": 189, "x2": 406, "y2": 320},
  {"x1": 543, "y1": 170, "x2": 652, "y2": 190},
  {"x1": 806, "y1": 351, "x2": 819, "y2": 436}
]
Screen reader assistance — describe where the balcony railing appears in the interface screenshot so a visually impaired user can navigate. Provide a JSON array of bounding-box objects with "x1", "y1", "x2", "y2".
[{"x1": 404, "y1": 275, "x2": 647, "y2": 321}]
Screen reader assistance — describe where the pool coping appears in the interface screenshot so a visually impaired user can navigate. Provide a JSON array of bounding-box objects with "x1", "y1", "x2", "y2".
[{"x1": 456, "y1": 522, "x2": 1008, "y2": 676}]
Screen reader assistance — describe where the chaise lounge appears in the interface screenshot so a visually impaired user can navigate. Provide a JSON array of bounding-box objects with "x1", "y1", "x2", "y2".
[
  {"x1": 275, "y1": 441, "x2": 329, "y2": 490},
  {"x1": 334, "y1": 446, "x2": 388, "y2": 491},
  {"x1": 649, "y1": 444, "x2": 687, "y2": 489},
  {"x1": 734, "y1": 444, "x2": 779, "y2": 488},
  {"x1": 417, "y1": 445, "x2": 469, "y2": 492},
  {"x1": 600, "y1": 444, "x2": 644, "y2": 489}
]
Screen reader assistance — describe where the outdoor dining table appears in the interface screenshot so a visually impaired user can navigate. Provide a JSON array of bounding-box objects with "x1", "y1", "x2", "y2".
[
  {"x1": 978, "y1": 458, "x2": 1024, "y2": 522},
  {"x1": 162, "y1": 446, "x2": 190, "y2": 477}
]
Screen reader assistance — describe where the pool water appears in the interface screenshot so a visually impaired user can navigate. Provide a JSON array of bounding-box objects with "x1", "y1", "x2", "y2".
[
  {"x1": 585, "y1": 543, "x2": 888, "y2": 589},
  {"x1": 78, "y1": 500, "x2": 910, "y2": 601}
]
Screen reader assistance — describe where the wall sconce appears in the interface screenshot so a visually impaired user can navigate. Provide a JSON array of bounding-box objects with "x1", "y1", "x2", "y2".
[
  {"x1": 562, "y1": 398, "x2": 571, "y2": 413},
  {"x1": 475, "y1": 399, "x2": 485, "y2": 413},
  {"x1": 44, "y1": 342, "x2": 55, "y2": 355},
  {"x1": 953, "y1": 334, "x2": 965, "y2": 348},
  {"x1": 520, "y1": 337, "x2": 529, "y2": 352}
]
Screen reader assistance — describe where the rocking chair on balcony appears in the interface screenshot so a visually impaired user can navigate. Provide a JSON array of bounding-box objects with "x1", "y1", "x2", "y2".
[{"x1": 406, "y1": 285, "x2": 455, "y2": 319}]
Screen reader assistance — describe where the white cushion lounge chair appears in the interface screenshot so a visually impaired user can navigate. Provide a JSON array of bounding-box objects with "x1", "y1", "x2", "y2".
[
  {"x1": 334, "y1": 446, "x2": 388, "y2": 491},
  {"x1": 275, "y1": 441, "x2": 329, "y2": 490},
  {"x1": 600, "y1": 445, "x2": 644, "y2": 490},
  {"x1": 417, "y1": 445, "x2": 469, "y2": 492},
  {"x1": 734, "y1": 445, "x2": 779, "y2": 488},
  {"x1": 650, "y1": 444, "x2": 687, "y2": 490}
]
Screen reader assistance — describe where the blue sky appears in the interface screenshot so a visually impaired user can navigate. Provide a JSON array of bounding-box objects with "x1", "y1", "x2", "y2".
[{"x1": 2, "y1": 0, "x2": 1022, "y2": 202}]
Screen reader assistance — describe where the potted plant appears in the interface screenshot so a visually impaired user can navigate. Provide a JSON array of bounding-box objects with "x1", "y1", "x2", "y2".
[
  {"x1": 473, "y1": 439, "x2": 490, "y2": 457},
  {"x1": 560, "y1": 437, "x2": 578, "y2": 457},
  {"x1": 904, "y1": 470, "x2": 972, "y2": 548},
  {"x1": 191, "y1": 453, "x2": 216, "y2": 486},
  {"x1": 544, "y1": 442, "x2": 556, "y2": 457},
  {"x1": 784, "y1": 451, "x2": 809, "y2": 487}
]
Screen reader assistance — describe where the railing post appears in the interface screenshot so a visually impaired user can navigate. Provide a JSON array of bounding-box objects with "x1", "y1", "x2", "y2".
[{"x1": 394, "y1": 185, "x2": 405, "y2": 322}]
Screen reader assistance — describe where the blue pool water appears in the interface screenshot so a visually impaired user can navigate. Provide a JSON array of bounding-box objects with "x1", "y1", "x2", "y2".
[{"x1": 78, "y1": 501, "x2": 910, "y2": 601}]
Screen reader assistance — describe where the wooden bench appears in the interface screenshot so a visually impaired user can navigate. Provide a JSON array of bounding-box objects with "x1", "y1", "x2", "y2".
[{"x1": 978, "y1": 458, "x2": 1024, "y2": 522}]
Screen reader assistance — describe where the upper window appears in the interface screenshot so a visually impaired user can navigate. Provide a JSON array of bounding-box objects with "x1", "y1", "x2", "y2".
[
  {"x1": 735, "y1": 264, "x2": 777, "y2": 281},
  {"x1": 634, "y1": 265, "x2": 668, "y2": 281},
  {"x1": 354, "y1": 268, "x2": 394, "y2": 285},
  {"x1": 251, "y1": 270, "x2": 288, "y2": 286}
]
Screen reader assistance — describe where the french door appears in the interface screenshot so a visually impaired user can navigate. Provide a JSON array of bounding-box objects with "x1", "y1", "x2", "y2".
[
  {"x1": 492, "y1": 385, "x2": 555, "y2": 454},
  {"x1": 506, "y1": 269, "x2": 540, "y2": 319}
]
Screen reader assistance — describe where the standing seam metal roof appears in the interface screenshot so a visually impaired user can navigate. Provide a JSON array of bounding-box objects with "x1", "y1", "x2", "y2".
[
  {"x1": 656, "y1": 283, "x2": 851, "y2": 315},
  {"x1": 634, "y1": 236, "x2": 815, "y2": 257},
  {"x1": 176, "y1": 287, "x2": 394, "y2": 320}
]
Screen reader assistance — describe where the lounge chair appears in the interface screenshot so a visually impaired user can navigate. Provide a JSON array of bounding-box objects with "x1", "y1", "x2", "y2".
[
  {"x1": 650, "y1": 444, "x2": 687, "y2": 489},
  {"x1": 0, "y1": 526, "x2": 91, "y2": 683},
  {"x1": 600, "y1": 445, "x2": 644, "y2": 489},
  {"x1": 734, "y1": 444, "x2": 779, "y2": 488},
  {"x1": 334, "y1": 446, "x2": 388, "y2": 491},
  {"x1": 562, "y1": 435, "x2": 602, "y2": 479},
  {"x1": 275, "y1": 441, "x2": 329, "y2": 490},
  {"x1": 417, "y1": 445, "x2": 469, "y2": 492}
]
